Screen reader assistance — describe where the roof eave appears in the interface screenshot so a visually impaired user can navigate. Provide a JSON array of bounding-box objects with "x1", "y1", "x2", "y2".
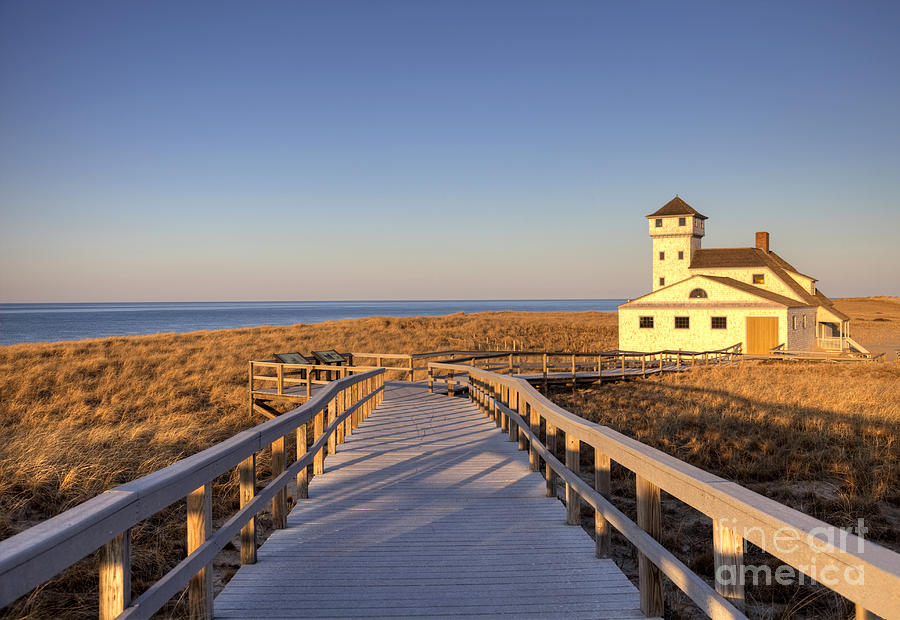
[{"x1": 644, "y1": 213, "x2": 708, "y2": 220}]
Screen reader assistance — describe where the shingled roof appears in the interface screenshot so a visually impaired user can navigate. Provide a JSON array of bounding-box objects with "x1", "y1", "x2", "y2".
[
  {"x1": 646, "y1": 196, "x2": 708, "y2": 220},
  {"x1": 699, "y1": 276, "x2": 808, "y2": 307},
  {"x1": 690, "y1": 247, "x2": 850, "y2": 319},
  {"x1": 690, "y1": 247, "x2": 795, "y2": 271}
]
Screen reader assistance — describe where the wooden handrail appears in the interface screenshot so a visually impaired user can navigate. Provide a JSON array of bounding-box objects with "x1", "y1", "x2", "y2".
[
  {"x1": 428, "y1": 361, "x2": 899, "y2": 620},
  {"x1": 0, "y1": 369, "x2": 386, "y2": 619}
]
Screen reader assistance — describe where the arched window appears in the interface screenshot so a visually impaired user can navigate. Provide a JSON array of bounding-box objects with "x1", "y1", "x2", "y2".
[{"x1": 689, "y1": 288, "x2": 708, "y2": 298}]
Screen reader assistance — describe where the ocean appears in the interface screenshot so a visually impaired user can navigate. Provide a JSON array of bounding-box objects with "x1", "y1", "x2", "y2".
[{"x1": 0, "y1": 300, "x2": 624, "y2": 346}]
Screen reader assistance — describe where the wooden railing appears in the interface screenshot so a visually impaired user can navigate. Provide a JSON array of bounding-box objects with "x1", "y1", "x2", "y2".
[
  {"x1": 349, "y1": 350, "x2": 516, "y2": 381},
  {"x1": 817, "y1": 336, "x2": 846, "y2": 351},
  {"x1": 0, "y1": 369, "x2": 385, "y2": 620},
  {"x1": 428, "y1": 344, "x2": 743, "y2": 383},
  {"x1": 427, "y1": 361, "x2": 899, "y2": 620},
  {"x1": 250, "y1": 360, "x2": 384, "y2": 394}
]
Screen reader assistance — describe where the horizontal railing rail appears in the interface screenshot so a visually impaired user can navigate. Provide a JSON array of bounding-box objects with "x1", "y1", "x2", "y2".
[
  {"x1": 427, "y1": 361, "x2": 899, "y2": 620},
  {"x1": 0, "y1": 369, "x2": 386, "y2": 620},
  {"x1": 344, "y1": 345, "x2": 746, "y2": 385},
  {"x1": 817, "y1": 336, "x2": 846, "y2": 351}
]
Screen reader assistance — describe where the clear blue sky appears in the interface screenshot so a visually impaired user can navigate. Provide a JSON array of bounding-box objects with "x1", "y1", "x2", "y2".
[{"x1": 1, "y1": 1, "x2": 898, "y2": 302}]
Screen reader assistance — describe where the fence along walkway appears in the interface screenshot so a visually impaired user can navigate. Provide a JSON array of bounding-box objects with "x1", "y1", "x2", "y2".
[{"x1": 216, "y1": 382, "x2": 650, "y2": 619}]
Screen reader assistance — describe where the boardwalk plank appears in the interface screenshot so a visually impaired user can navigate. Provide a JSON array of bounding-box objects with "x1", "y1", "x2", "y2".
[{"x1": 215, "y1": 382, "x2": 650, "y2": 619}]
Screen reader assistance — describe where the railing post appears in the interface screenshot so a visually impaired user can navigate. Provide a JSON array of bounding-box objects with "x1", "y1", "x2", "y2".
[
  {"x1": 713, "y1": 517, "x2": 746, "y2": 612},
  {"x1": 488, "y1": 380, "x2": 496, "y2": 425},
  {"x1": 514, "y1": 391, "x2": 526, "y2": 451},
  {"x1": 99, "y1": 530, "x2": 131, "y2": 620},
  {"x1": 428, "y1": 366, "x2": 434, "y2": 393},
  {"x1": 409, "y1": 356, "x2": 414, "y2": 381},
  {"x1": 187, "y1": 484, "x2": 213, "y2": 620},
  {"x1": 348, "y1": 383, "x2": 357, "y2": 433},
  {"x1": 328, "y1": 395, "x2": 338, "y2": 450},
  {"x1": 271, "y1": 437, "x2": 286, "y2": 529},
  {"x1": 276, "y1": 363, "x2": 284, "y2": 395},
  {"x1": 545, "y1": 423, "x2": 557, "y2": 497},
  {"x1": 296, "y1": 423, "x2": 308, "y2": 499},
  {"x1": 594, "y1": 450, "x2": 611, "y2": 558},
  {"x1": 636, "y1": 475, "x2": 663, "y2": 617},
  {"x1": 239, "y1": 455, "x2": 257, "y2": 565},
  {"x1": 313, "y1": 409, "x2": 324, "y2": 475},
  {"x1": 506, "y1": 386, "x2": 517, "y2": 443},
  {"x1": 248, "y1": 362, "x2": 254, "y2": 417},
  {"x1": 597, "y1": 355, "x2": 603, "y2": 385},
  {"x1": 542, "y1": 353, "x2": 548, "y2": 391},
  {"x1": 566, "y1": 434, "x2": 580, "y2": 525},
  {"x1": 621, "y1": 353, "x2": 626, "y2": 378},
  {"x1": 529, "y1": 401, "x2": 540, "y2": 472}
]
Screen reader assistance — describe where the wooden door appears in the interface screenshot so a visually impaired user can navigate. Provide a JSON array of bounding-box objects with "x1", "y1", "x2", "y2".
[{"x1": 746, "y1": 317, "x2": 779, "y2": 354}]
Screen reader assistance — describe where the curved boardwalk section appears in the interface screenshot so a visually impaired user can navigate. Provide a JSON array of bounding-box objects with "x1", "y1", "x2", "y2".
[{"x1": 216, "y1": 382, "x2": 647, "y2": 619}]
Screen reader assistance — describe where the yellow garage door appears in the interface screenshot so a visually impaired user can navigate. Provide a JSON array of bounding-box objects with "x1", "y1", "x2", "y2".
[{"x1": 746, "y1": 317, "x2": 779, "y2": 354}]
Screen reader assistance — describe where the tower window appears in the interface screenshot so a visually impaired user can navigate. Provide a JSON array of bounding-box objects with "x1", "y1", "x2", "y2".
[
  {"x1": 655, "y1": 218, "x2": 663, "y2": 227},
  {"x1": 689, "y1": 288, "x2": 708, "y2": 298},
  {"x1": 659, "y1": 251, "x2": 665, "y2": 260},
  {"x1": 675, "y1": 316, "x2": 690, "y2": 329},
  {"x1": 639, "y1": 316, "x2": 654, "y2": 329},
  {"x1": 659, "y1": 277, "x2": 665, "y2": 286},
  {"x1": 803, "y1": 315, "x2": 808, "y2": 328},
  {"x1": 753, "y1": 273, "x2": 765, "y2": 284},
  {"x1": 711, "y1": 317, "x2": 727, "y2": 329},
  {"x1": 678, "y1": 217, "x2": 686, "y2": 226},
  {"x1": 678, "y1": 250, "x2": 684, "y2": 260}
]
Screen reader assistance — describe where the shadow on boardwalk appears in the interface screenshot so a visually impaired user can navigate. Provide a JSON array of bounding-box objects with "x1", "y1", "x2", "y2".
[{"x1": 215, "y1": 382, "x2": 651, "y2": 619}]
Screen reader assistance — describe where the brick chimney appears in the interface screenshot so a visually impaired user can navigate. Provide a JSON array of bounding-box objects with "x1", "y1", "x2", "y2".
[{"x1": 756, "y1": 231, "x2": 770, "y2": 253}]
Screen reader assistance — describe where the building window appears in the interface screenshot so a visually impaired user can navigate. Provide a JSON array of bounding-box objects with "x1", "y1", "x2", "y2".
[
  {"x1": 675, "y1": 316, "x2": 690, "y2": 329},
  {"x1": 792, "y1": 316, "x2": 798, "y2": 329},
  {"x1": 659, "y1": 251, "x2": 665, "y2": 260},
  {"x1": 711, "y1": 316, "x2": 727, "y2": 329},
  {"x1": 678, "y1": 217, "x2": 686, "y2": 226},
  {"x1": 689, "y1": 288, "x2": 708, "y2": 298},
  {"x1": 659, "y1": 277, "x2": 665, "y2": 286},
  {"x1": 655, "y1": 218, "x2": 663, "y2": 227},
  {"x1": 803, "y1": 315, "x2": 808, "y2": 328},
  {"x1": 678, "y1": 250, "x2": 684, "y2": 260},
  {"x1": 639, "y1": 316, "x2": 654, "y2": 329},
  {"x1": 753, "y1": 273, "x2": 765, "y2": 284}
]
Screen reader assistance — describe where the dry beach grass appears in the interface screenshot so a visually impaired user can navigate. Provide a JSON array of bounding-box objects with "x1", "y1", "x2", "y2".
[
  {"x1": 0, "y1": 311, "x2": 616, "y2": 617},
  {"x1": 0, "y1": 299, "x2": 897, "y2": 618},
  {"x1": 547, "y1": 361, "x2": 900, "y2": 618}
]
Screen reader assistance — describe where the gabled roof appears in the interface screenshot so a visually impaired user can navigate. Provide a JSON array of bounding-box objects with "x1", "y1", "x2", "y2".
[
  {"x1": 815, "y1": 289, "x2": 850, "y2": 320},
  {"x1": 699, "y1": 276, "x2": 809, "y2": 307},
  {"x1": 690, "y1": 247, "x2": 798, "y2": 272},
  {"x1": 646, "y1": 196, "x2": 708, "y2": 220},
  {"x1": 620, "y1": 274, "x2": 810, "y2": 308},
  {"x1": 689, "y1": 247, "x2": 849, "y2": 319}
]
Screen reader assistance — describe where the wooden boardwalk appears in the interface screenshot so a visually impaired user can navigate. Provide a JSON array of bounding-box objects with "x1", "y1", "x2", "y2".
[{"x1": 216, "y1": 382, "x2": 648, "y2": 619}]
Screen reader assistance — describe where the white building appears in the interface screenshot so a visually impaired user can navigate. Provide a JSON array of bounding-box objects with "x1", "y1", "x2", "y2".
[{"x1": 617, "y1": 197, "x2": 859, "y2": 355}]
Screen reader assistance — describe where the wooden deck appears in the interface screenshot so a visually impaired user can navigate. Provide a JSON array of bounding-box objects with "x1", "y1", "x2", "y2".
[{"x1": 216, "y1": 382, "x2": 649, "y2": 619}]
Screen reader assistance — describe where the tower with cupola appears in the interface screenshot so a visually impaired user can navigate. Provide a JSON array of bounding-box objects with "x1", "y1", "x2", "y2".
[{"x1": 646, "y1": 196, "x2": 706, "y2": 291}]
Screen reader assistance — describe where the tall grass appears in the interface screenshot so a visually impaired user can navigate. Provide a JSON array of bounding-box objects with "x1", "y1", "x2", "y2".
[
  {"x1": 547, "y1": 361, "x2": 899, "y2": 619},
  {"x1": 0, "y1": 311, "x2": 615, "y2": 618}
]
